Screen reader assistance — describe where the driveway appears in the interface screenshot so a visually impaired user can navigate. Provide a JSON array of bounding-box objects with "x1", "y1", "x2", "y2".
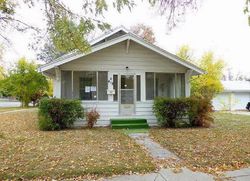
[{"x1": 231, "y1": 111, "x2": 250, "y2": 116}]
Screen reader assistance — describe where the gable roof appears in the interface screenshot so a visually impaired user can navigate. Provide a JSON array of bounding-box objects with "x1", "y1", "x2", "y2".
[
  {"x1": 39, "y1": 26, "x2": 205, "y2": 75},
  {"x1": 90, "y1": 26, "x2": 129, "y2": 45}
]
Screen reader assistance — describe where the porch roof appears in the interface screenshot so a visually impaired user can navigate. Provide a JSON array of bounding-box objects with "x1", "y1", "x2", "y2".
[{"x1": 39, "y1": 26, "x2": 205, "y2": 75}]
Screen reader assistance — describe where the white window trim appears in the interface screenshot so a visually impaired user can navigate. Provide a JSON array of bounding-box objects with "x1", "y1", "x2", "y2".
[
  {"x1": 145, "y1": 72, "x2": 186, "y2": 101},
  {"x1": 65, "y1": 70, "x2": 109, "y2": 101}
]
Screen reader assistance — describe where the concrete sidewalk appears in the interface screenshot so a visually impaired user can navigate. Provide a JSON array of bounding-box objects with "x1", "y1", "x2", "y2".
[
  {"x1": 103, "y1": 133, "x2": 250, "y2": 181},
  {"x1": 231, "y1": 111, "x2": 250, "y2": 116},
  {"x1": 104, "y1": 167, "x2": 250, "y2": 181},
  {"x1": 104, "y1": 168, "x2": 214, "y2": 181},
  {"x1": 129, "y1": 133, "x2": 179, "y2": 160}
]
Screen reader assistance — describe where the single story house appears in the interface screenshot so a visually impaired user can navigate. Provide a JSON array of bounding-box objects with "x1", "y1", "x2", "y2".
[
  {"x1": 39, "y1": 26, "x2": 204, "y2": 126},
  {"x1": 212, "y1": 81, "x2": 250, "y2": 111}
]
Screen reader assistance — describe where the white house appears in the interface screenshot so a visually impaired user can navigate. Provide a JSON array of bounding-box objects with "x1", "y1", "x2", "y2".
[
  {"x1": 213, "y1": 81, "x2": 250, "y2": 111},
  {"x1": 39, "y1": 26, "x2": 204, "y2": 126}
]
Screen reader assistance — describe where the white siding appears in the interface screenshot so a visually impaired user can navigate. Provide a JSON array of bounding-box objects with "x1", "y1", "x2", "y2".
[
  {"x1": 213, "y1": 92, "x2": 250, "y2": 111},
  {"x1": 74, "y1": 101, "x2": 119, "y2": 127},
  {"x1": 74, "y1": 101, "x2": 158, "y2": 127},
  {"x1": 232, "y1": 92, "x2": 250, "y2": 110},
  {"x1": 212, "y1": 93, "x2": 231, "y2": 110},
  {"x1": 60, "y1": 41, "x2": 187, "y2": 73}
]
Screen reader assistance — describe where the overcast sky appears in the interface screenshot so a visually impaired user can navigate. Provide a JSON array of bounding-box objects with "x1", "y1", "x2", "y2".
[{"x1": 2, "y1": 0, "x2": 250, "y2": 76}]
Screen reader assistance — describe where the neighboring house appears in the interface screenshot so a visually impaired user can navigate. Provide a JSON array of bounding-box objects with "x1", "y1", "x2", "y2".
[
  {"x1": 39, "y1": 26, "x2": 204, "y2": 126},
  {"x1": 213, "y1": 81, "x2": 250, "y2": 111}
]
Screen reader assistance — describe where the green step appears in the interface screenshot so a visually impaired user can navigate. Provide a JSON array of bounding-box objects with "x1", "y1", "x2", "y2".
[
  {"x1": 111, "y1": 118, "x2": 147, "y2": 125},
  {"x1": 111, "y1": 118, "x2": 149, "y2": 129},
  {"x1": 112, "y1": 123, "x2": 149, "y2": 129}
]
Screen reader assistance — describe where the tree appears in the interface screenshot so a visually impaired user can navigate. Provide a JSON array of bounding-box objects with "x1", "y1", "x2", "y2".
[
  {"x1": 0, "y1": 45, "x2": 5, "y2": 80},
  {"x1": 47, "y1": 78, "x2": 53, "y2": 97},
  {"x1": 1, "y1": 58, "x2": 48, "y2": 107},
  {"x1": 222, "y1": 69, "x2": 250, "y2": 81},
  {"x1": 37, "y1": 39, "x2": 64, "y2": 63},
  {"x1": 0, "y1": 45, "x2": 6, "y2": 96},
  {"x1": 244, "y1": 0, "x2": 250, "y2": 25},
  {"x1": 0, "y1": 0, "x2": 197, "y2": 56},
  {"x1": 176, "y1": 45, "x2": 194, "y2": 62},
  {"x1": 130, "y1": 24, "x2": 156, "y2": 44},
  {"x1": 191, "y1": 52, "x2": 224, "y2": 100},
  {"x1": 176, "y1": 46, "x2": 225, "y2": 100}
]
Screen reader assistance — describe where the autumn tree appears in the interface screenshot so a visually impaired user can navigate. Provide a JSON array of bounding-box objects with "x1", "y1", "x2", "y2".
[
  {"x1": 191, "y1": 52, "x2": 224, "y2": 99},
  {"x1": 177, "y1": 45, "x2": 225, "y2": 100},
  {"x1": 244, "y1": 0, "x2": 250, "y2": 25},
  {"x1": 0, "y1": 0, "x2": 197, "y2": 57},
  {"x1": 0, "y1": 46, "x2": 6, "y2": 97},
  {"x1": 0, "y1": 45, "x2": 5, "y2": 80},
  {"x1": 1, "y1": 58, "x2": 48, "y2": 107},
  {"x1": 37, "y1": 39, "x2": 64, "y2": 63},
  {"x1": 176, "y1": 45, "x2": 194, "y2": 62},
  {"x1": 131, "y1": 24, "x2": 156, "y2": 44}
]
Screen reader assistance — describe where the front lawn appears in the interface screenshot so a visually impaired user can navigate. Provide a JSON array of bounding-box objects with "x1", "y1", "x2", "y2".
[
  {"x1": 150, "y1": 112, "x2": 250, "y2": 174},
  {"x1": 0, "y1": 110, "x2": 155, "y2": 180}
]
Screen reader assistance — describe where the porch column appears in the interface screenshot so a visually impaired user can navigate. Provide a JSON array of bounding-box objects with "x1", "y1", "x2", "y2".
[
  {"x1": 108, "y1": 72, "x2": 113, "y2": 101},
  {"x1": 54, "y1": 67, "x2": 61, "y2": 98},
  {"x1": 185, "y1": 69, "x2": 193, "y2": 97},
  {"x1": 141, "y1": 73, "x2": 146, "y2": 101},
  {"x1": 174, "y1": 73, "x2": 176, "y2": 98}
]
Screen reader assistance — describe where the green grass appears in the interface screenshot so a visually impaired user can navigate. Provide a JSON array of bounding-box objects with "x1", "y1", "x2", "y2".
[
  {"x1": 150, "y1": 112, "x2": 250, "y2": 174},
  {"x1": 0, "y1": 110, "x2": 155, "y2": 180}
]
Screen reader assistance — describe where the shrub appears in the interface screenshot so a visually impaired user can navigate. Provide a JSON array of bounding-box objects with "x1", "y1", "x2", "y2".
[
  {"x1": 38, "y1": 115, "x2": 59, "y2": 131},
  {"x1": 38, "y1": 98, "x2": 84, "y2": 131},
  {"x1": 188, "y1": 97, "x2": 214, "y2": 127},
  {"x1": 153, "y1": 97, "x2": 213, "y2": 128},
  {"x1": 86, "y1": 108, "x2": 100, "y2": 128},
  {"x1": 153, "y1": 97, "x2": 190, "y2": 127}
]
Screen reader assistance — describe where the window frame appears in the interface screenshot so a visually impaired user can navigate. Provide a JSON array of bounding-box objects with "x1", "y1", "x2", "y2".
[
  {"x1": 61, "y1": 70, "x2": 109, "y2": 101},
  {"x1": 145, "y1": 72, "x2": 186, "y2": 101}
]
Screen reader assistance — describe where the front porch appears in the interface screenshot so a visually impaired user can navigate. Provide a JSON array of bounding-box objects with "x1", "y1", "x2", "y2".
[{"x1": 58, "y1": 71, "x2": 189, "y2": 126}]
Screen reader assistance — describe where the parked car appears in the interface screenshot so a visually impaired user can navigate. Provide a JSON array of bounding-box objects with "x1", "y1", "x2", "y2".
[{"x1": 246, "y1": 102, "x2": 250, "y2": 111}]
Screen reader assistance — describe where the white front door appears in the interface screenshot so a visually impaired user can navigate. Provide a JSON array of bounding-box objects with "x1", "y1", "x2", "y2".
[{"x1": 120, "y1": 74, "x2": 135, "y2": 115}]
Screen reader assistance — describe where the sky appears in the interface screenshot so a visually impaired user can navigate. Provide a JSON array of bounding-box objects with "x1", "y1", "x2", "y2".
[{"x1": 2, "y1": 0, "x2": 250, "y2": 76}]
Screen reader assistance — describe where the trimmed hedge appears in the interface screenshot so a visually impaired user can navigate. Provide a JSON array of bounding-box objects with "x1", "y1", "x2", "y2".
[
  {"x1": 153, "y1": 97, "x2": 213, "y2": 128},
  {"x1": 38, "y1": 98, "x2": 84, "y2": 131}
]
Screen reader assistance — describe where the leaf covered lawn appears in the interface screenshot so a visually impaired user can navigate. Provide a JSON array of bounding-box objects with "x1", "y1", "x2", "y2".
[
  {"x1": 0, "y1": 110, "x2": 155, "y2": 180},
  {"x1": 150, "y1": 112, "x2": 250, "y2": 174}
]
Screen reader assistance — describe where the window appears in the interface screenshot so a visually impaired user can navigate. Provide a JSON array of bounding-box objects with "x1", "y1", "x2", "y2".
[
  {"x1": 79, "y1": 71, "x2": 97, "y2": 100},
  {"x1": 98, "y1": 71, "x2": 108, "y2": 100},
  {"x1": 146, "y1": 72, "x2": 183, "y2": 100},
  {"x1": 155, "y1": 73, "x2": 175, "y2": 97},
  {"x1": 120, "y1": 75, "x2": 134, "y2": 104},
  {"x1": 113, "y1": 75, "x2": 118, "y2": 101},
  {"x1": 61, "y1": 71, "x2": 72, "y2": 99},
  {"x1": 61, "y1": 71, "x2": 108, "y2": 100},
  {"x1": 146, "y1": 72, "x2": 154, "y2": 100},
  {"x1": 136, "y1": 75, "x2": 141, "y2": 101},
  {"x1": 175, "y1": 73, "x2": 185, "y2": 97}
]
